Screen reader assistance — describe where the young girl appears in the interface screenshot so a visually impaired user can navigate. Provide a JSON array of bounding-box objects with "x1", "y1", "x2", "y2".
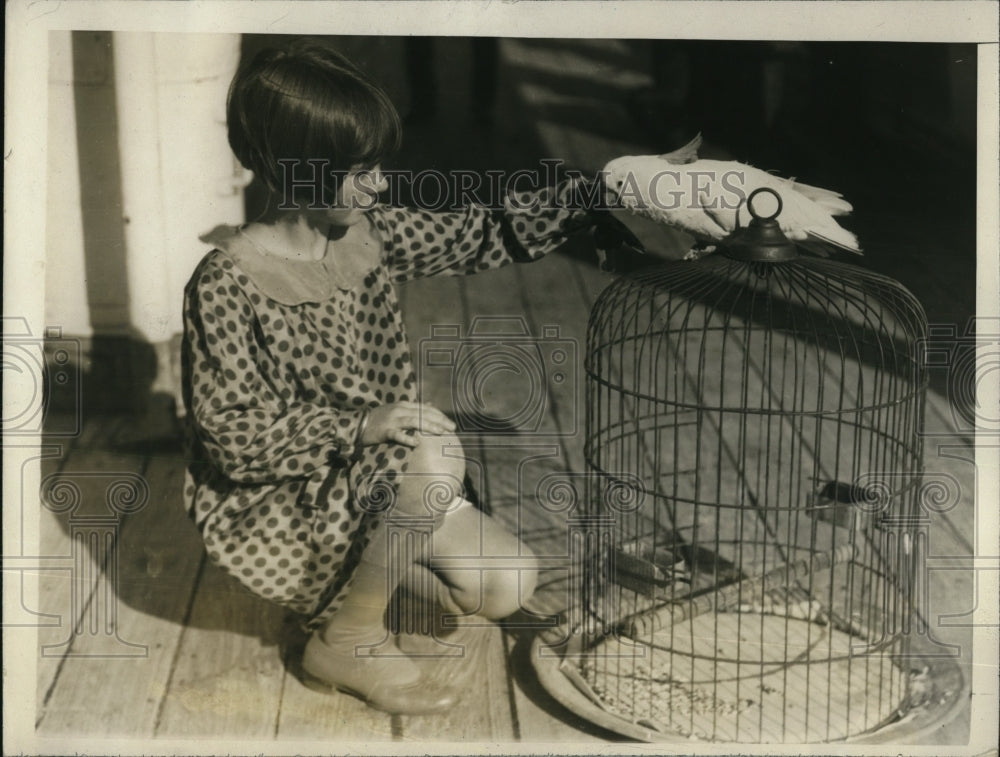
[{"x1": 182, "y1": 40, "x2": 614, "y2": 716}]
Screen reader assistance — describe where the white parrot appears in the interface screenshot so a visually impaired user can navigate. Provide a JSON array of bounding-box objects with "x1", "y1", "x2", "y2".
[{"x1": 602, "y1": 134, "x2": 861, "y2": 259}]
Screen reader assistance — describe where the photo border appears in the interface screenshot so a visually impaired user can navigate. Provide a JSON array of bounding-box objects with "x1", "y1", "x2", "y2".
[{"x1": 5, "y1": 2, "x2": 998, "y2": 755}]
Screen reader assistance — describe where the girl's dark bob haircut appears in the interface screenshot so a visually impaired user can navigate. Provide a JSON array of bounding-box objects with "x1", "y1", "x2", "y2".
[{"x1": 227, "y1": 40, "x2": 401, "y2": 200}]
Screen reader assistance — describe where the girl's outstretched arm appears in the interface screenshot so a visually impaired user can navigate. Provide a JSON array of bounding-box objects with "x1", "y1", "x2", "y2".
[
  {"x1": 182, "y1": 256, "x2": 367, "y2": 484},
  {"x1": 379, "y1": 176, "x2": 603, "y2": 282}
]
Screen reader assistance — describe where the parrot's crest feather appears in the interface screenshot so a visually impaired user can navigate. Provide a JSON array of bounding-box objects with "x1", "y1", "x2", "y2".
[{"x1": 657, "y1": 133, "x2": 703, "y2": 164}]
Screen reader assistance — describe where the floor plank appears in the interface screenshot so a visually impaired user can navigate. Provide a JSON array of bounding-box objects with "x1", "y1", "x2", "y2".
[
  {"x1": 458, "y1": 259, "x2": 615, "y2": 741},
  {"x1": 403, "y1": 259, "x2": 605, "y2": 741},
  {"x1": 35, "y1": 415, "x2": 147, "y2": 730},
  {"x1": 457, "y1": 259, "x2": 578, "y2": 589},
  {"x1": 513, "y1": 251, "x2": 595, "y2": 473},
  {"x1": 908, "y1": 389, "x2": 976, "y2": 744},
  {"x1": 25, "y1": 432, "x2": 76, "y2": 718},
  {"x1": 153, "y1": 559, "x2": 287, "y2": 738},
  {"x1": 275, "y1": 677, "x2": 397, "y2": 741},
  {"x1": 39, "y1": 450, "x2": 201, "y2": 736}
]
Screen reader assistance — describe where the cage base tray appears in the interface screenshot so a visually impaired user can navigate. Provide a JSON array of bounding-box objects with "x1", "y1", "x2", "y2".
[{"x1": 531, "y1": 615, "x2": 964, "y2": 744}]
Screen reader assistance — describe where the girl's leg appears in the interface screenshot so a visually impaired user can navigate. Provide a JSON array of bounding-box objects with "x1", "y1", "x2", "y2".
[
  {"x1": 319, "y1": 432, "x2": 467, "y2": 646},
  {"x1": 301, "y1": 523, "x2": 463, "y2": 714},
  {"x1": 390, "y1": 432, "x2": 539, "y2": 622},
  {"x1": 391, "y1": 562, "x2": 464, "y2": 645},
  {"x1": 424, "y1": 504, "x2": 539, "y2": 621},
  {"x1": 392, "y1": 499, "x2": 539, "y2": 661},
  {"x1": 304, "y1": 433, "x2": 467, "y2": 713}
]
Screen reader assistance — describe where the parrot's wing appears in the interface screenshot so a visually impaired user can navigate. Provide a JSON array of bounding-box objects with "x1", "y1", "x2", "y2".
[
  {"x1": 722, "y1": 166, "x2": 862, "y2": 255},
  {"x1": 703, "y1": 203, "x2": 740, "y2": 237},
  {"x1": 605, "y1": 152, "x2": 861, "y2": 255},
  {"x1": 793, "y1": 238, "x2": 833, "y2": 258},
  {"x1": 770, "y1": 183, "x2": 861, "y2": 254},
  {"x1": 609, "y1": 155, "x2": 731, "y2": 242},
  {"x1": 671, "y1": 208, "x2": 732, "y2": 241},
  {"x1": 627, "y1": 194, "x2": 731, "y2": 242},
  {"x1": 657, "y1": 133, "x2": 703, "y2": 165}
]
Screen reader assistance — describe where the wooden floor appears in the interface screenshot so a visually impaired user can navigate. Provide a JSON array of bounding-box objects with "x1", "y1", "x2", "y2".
[{"x1": 29, "y1": 38, "x2": 980, "y2": 748}]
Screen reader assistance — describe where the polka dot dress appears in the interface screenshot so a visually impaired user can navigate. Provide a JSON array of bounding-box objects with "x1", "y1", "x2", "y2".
[{"x1": 182, "y1": 179, "x2": 594, "y2": 629}]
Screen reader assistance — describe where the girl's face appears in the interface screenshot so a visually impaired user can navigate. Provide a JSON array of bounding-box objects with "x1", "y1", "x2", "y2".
[{"x1": 303, "y1": 165, "x2": 388, "y2": 227}]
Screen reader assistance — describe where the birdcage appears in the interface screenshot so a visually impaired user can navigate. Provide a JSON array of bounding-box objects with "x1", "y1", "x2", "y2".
[{"x1": 532, "y1": 190, "x2": 963, "y2": 743}]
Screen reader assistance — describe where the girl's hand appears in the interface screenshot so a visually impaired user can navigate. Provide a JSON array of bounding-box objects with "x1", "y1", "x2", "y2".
[{"x1": 360, "y1": 401, "x2": 457, "y2": 447}]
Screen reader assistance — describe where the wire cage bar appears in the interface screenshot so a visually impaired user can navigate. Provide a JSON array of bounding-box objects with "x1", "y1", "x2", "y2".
[{"x1": 561, "y1": 251, "x2": 933, "y2": 743}]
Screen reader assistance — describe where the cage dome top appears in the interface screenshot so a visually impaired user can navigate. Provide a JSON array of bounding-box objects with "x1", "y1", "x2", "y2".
[{"x1": 587, "y1": 225, "x2": 928, "y2": 418}]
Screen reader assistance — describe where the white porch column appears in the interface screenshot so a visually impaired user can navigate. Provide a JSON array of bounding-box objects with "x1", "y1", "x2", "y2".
[
  {"x1": 152, "y1": 34, "x2": 246, "y2": 314},
  {"x1": 113, "y1": 32, "x2": 244, "y2": 343},
  {"x1": 112, "y1": 32, "x2": 173, "y2": 344},
  {"x1": 113, "y1": 32, "x2": 243, "y2": 403}
]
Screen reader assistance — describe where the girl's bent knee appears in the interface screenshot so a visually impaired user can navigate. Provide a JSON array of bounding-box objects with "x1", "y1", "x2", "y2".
[
  {"x1": 394, "y1": 432, "x2": 466, "y2": 517},
  {"x1": 407, "y1": 432, "x2": 465, "y2": 482},
  {"x1": 480, "y1": 553, "x2": 540, "y2": 621}
]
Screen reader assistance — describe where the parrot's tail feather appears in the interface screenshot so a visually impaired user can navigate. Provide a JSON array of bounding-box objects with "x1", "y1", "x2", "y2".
[
  {"x1": 816, "y1": 197, "x2": 854, "y2": 216},
  {"x1": 658, "y1": 133, "x2": 703, "y2": 165},
  {"x1": 791, "y1": 181, "x2": 854, "y2": 215},
  {"x1": 806, "y1": 228, "x2": 863, "y2": 255}
]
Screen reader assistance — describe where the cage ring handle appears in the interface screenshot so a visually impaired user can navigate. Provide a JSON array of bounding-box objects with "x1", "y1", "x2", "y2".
[{"x1": 745, "y1": 186, "x2": 783, "y2": 221}]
